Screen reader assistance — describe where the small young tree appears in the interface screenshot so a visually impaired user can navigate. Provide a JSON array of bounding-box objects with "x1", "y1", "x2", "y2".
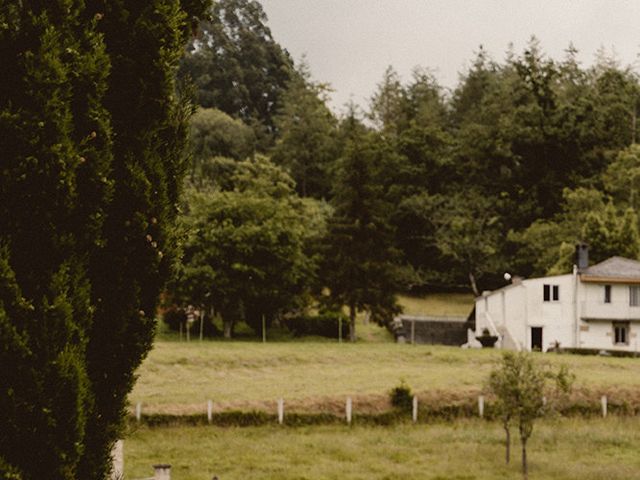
[{"x1": 488, "y1": 352, "x2": 573, "y2": 480}]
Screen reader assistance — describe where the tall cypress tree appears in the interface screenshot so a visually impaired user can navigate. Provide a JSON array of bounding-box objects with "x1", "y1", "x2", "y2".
[
  {"x1": 0, "y1": 3, "x2": 111, "y2": 478},
  {"x1": 0, "y1": 1, "x2": 209, "y2": 478}
]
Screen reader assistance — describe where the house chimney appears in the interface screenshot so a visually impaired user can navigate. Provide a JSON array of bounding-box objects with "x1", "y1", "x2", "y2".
[{"x1": 576, "y1": 243, "x2": 589, "y2": 270}]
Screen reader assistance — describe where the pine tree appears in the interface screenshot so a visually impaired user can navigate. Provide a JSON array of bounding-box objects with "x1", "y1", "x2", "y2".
[
  {"x1": 271, "y1": 60, "x2": 338, "y2": 198},
  {"x1": 323, "y1": 116, "x2": 401, "y2": 341}
]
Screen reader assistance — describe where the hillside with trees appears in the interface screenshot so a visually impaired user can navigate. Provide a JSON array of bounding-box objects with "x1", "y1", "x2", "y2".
[{"x1": 172, "y1": 1, "x2": 640, "y2": 339}]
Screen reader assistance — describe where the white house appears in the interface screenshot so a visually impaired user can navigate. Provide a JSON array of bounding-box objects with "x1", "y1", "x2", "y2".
[{"x1": 475, "y1": 247, "x2": 640, "y2": 353}]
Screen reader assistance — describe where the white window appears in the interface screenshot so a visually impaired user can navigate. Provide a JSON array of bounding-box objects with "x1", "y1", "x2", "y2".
[
  {"x1": 613, "y1": 322, "x2": 629, "y2": 345},
  {"x1": 543, "y1": 284, "x2": 559, "y2": 302},
  {"x1": 630, "y1": 286, "x2": 640, "y2": 306}
]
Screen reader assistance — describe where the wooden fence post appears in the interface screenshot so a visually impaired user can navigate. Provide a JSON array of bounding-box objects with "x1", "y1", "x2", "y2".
[
  {"x1": 412, "y1": 396, "x2": 418, "y2": 424},
  {"x1": 153, "y1": 464, "x2": 171, "y2": 480},
  {"x1": 346, "y1": 397, "x2": 352, "y2": 425},
  {"x1": 110, "y1": 440, "x2": 124, "y2": 480},
  {"x1": 135, "y1": 402, "x2": 142, "y2": 422},
  {"x1": 278, "y1": 398, "x2": 284, "y2": 425},
  {"x1": 601, "y1": 395, "x2": 608, "y2": 418},
  {"x1": 478, "y1": 395, "x2": 484, "y2": 418},
  {"x1": 207, "y1": 400, "x2": 213, "y2": 424},
  {"x1": 411, "y1": 319, "x2": 416, "y2": 345}
]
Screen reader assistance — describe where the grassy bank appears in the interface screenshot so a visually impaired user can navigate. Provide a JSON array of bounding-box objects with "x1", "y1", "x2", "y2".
[
  {"x1": 397, "y1": 292, "x2": 473, "y2": 316},
  {"x1": 124, "y1": 418, "x2": 640, "y2": 479}
]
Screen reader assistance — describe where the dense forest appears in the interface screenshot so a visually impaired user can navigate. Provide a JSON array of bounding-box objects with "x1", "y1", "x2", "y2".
[{"x1": 172, "y1": 0, "x2": 640, "y2": 338}]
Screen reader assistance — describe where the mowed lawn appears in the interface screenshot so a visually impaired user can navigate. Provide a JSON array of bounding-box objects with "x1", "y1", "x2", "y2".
[
  {"x1": 130, "y1": 340, "x2": 640, "y2": 412},
  {"x1": 124, "y1": 418, "x2": 640, "y2": 480}
]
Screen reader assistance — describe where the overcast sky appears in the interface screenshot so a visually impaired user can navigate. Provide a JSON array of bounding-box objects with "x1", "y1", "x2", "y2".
[{"x1": 261, "y1": 0, "x2": 640, "y2": 113}]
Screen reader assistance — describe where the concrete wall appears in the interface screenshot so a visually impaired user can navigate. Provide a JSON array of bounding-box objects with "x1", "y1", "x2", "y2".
[{"x1": 399, "y1": 316, "x2": 468, "y2": 346}]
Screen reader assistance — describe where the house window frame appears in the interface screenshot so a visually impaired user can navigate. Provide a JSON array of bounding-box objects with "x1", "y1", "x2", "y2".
[
  {"x1": 630, "y1": 286, "x2": 640, "y2": 307},
  {"x1": 543, "y1": 284, "x2": 560, "y2": 302},
  {"x1": 613, "y1": 321, "x2": 629, "y2": 346},
  {"x1": 604, "y1": 285, "x2": 611, "y2": 304}
]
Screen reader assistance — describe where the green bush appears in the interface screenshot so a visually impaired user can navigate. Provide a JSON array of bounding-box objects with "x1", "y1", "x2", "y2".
[
  {"x1": 389, "y1": 380, "x2": 413, "y2": 412},
  {"x1": 284, "y1": 312, "x2": 349, "y2": 339}
]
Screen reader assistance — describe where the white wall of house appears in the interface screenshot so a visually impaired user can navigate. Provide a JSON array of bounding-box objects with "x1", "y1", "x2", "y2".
[
  {"x1": 476, "y1": 274, "x2": 576, "y2": 352},
  {"x1": 476, "y1": 273, "x2": 640, "y2": 352},
  {"x1": 578, "y1": 282, "x2": 640, "y2": 352}
]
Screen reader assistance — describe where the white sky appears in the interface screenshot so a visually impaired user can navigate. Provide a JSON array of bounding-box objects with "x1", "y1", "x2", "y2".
[{"x1": 261, "y1": 0, "x2": 640, "y2": 114}]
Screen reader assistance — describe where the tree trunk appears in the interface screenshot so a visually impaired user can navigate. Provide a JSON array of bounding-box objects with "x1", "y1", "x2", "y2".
[
  {"x1": 504, "y1": 422, "x2": 511, "y2": 464},
  {"x1": 521, "y1": 439, "x2": 528, "y2": 480},
  {"x1": 223, "y1": 319, "x2": 233, "y2": 339},
  {"x1": 349, "y1": 303, "x2": 357, "y2": 342},
  {"x1": 469, "y1": 271, "x2": 480, "y2": 297}
]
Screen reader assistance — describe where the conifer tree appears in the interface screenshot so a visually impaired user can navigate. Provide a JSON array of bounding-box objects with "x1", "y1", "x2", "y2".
[
  {"x1": 0, "y1": 1, "x2": 209, "y2": 478},
  {"x1": 0, "y1": 3, "x2": 111, "y2": 478},
  {"x1": 271, "y1": 60, "x2": 338, "y2": 198},
  {"x1": 323, "y1": 114, "x2": 401, "y2": 341}
]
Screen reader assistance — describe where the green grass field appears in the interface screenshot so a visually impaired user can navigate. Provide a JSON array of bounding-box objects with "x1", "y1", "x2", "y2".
[
  {"x1": 126, "y1": 293, "x2": 640, "y2": 477},
  {"x1": 130, "y1": 340, "x2": 640, "y2": 414},
  {"x1": 124, "y1": 418, "x2": 640, "y2": 479}
]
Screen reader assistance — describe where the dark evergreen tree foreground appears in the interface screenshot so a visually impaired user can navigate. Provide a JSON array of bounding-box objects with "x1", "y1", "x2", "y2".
[{"x1": 0, "y1": 1, "x2": 209, "y2": 479}]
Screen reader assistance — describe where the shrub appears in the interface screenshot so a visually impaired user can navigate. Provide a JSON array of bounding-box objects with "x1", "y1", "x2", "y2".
[
  {"x1": 283, "y1": 311, "x2": 349, "y2": 338},
  {"x1": 389, "y1": 380, "x2": 413, "y2": 412}
]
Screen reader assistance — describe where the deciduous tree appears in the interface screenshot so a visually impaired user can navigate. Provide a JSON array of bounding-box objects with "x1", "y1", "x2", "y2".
[
  {"x1": 179, "y1": 0, "x2": 294, "y2": 148},
  {"x1": 174, "y1": 156, "x2": 326, "y2": 337}
]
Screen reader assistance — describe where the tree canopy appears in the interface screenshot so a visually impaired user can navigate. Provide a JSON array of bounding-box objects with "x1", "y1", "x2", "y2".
[
  {"x1": 173, "y1": 156, "x2": 327, "y2": 338},
  {"x1": 179, "y1": 0, "x2": 294, "y2": 148}
]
